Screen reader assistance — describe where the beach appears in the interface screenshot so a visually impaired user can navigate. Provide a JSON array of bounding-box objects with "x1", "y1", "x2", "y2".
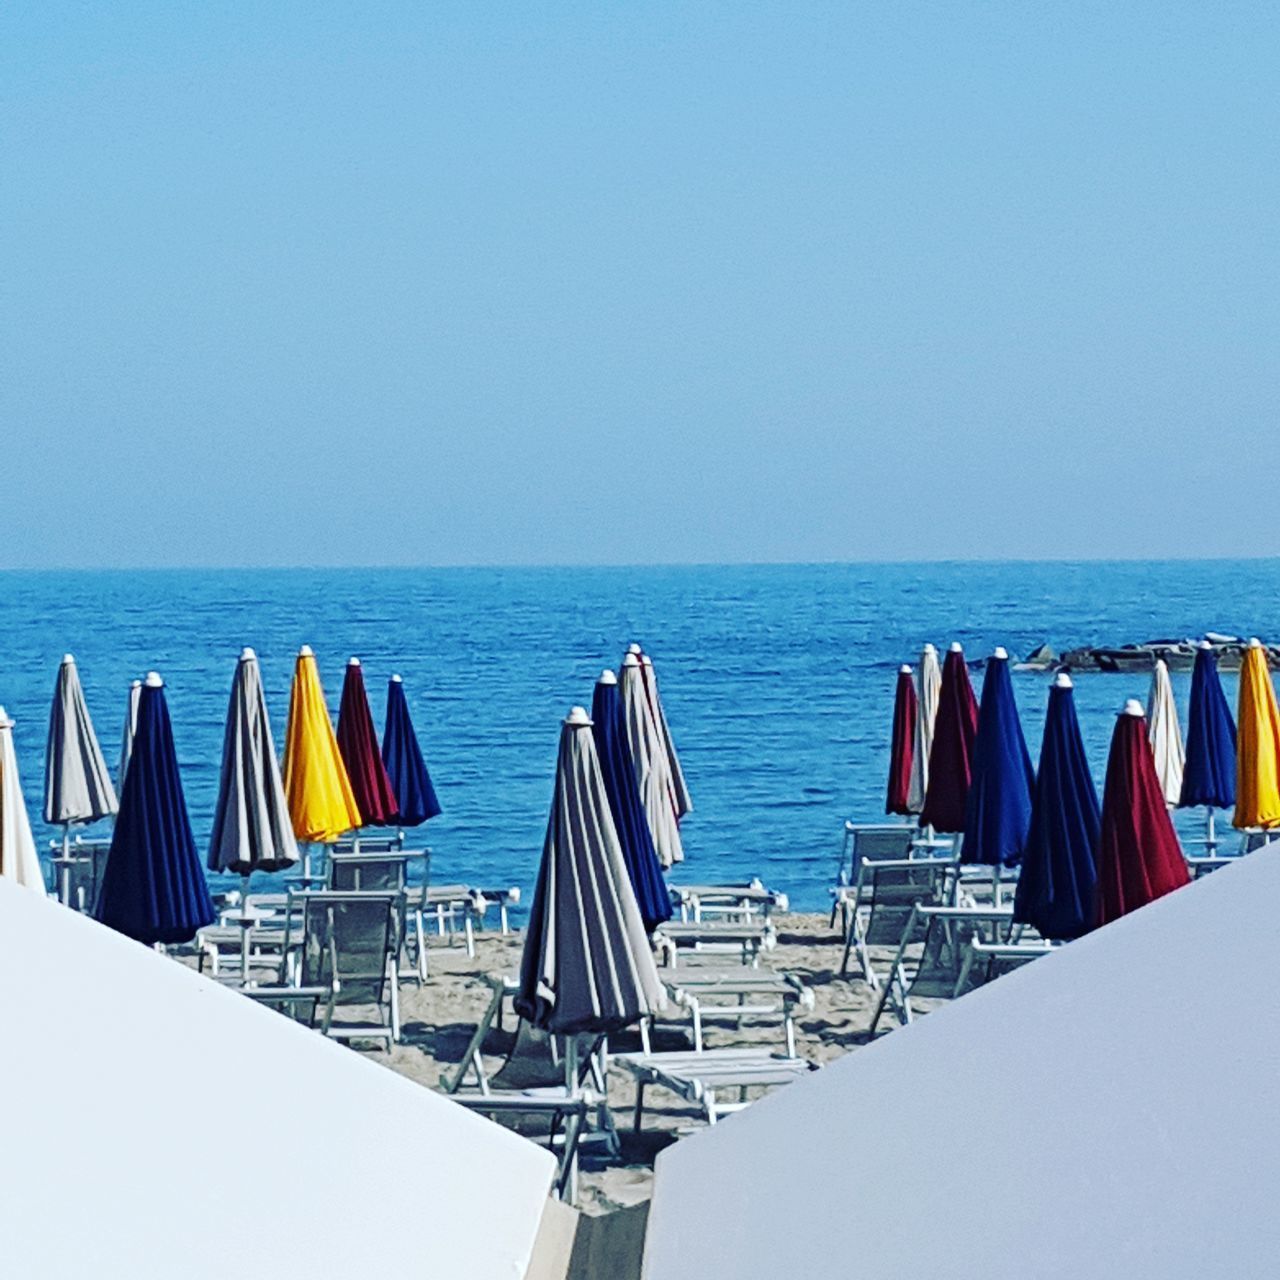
[{"x1": 183, "y1": 910, "x2": 918, "y2": 1214}]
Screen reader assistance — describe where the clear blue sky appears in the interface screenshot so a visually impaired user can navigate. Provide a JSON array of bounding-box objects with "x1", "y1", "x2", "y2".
[{"x1": 3, "y1": 3, "x2": 1276, "y2": 568}]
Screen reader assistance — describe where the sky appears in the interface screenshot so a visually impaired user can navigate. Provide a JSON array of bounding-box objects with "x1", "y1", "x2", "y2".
[{"x1": 2, "y1": 2, "x2": 1277, "y2": 568}]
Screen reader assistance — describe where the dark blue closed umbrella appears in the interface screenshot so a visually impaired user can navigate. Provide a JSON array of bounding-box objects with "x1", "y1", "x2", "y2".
[
  {"x1": 591, "y1": 671, "x2": 672, "y2": 932},
  {"x1": 1014, "y1": 673, "x2": 1100, "y2": 940},
  {"x1": 97, "y1": 673, "x2": 215, "y2": 945},
  {"x1": 381, "y1": 675, "x2": 441, "y2": 826},
  {"x1": 1179, "y1": 642, "x2": 1236, "y2": 833},
  {"x1": 961, "y1": 649, "x2": 1035, "y2": 870}
]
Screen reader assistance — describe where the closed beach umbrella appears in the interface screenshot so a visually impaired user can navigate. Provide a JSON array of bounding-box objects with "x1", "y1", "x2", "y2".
[
  {"x1": 621, "y1": 653, "x2": 684, "y2": 867},
  {"x1": 919, "y1": 643, "x2": 979, "y2": 834},
  {"x1": 885, "y1": 665, "x2": 917, "y2": 817},
  {"x1": 1234, "y1": 638, "x2": 1280, "y2": 830},
  {"x1": 44, "y1": 653, "x2": 118, "y2": 832},
  {"x1": 907, "y1": 643, "x2": 941, "y2": 815},
  {"x1": 1145, "y1": 659, "x2": 1185, "y2": 807},
  {"x1": 592, "y1": 670, "x2": 672, "y2": 933},
  {"x1": 0, "y1": 707, "x2": 46, "y2": 890},
  {"x1": 97, "y1": 673, "x2": 215, "y2": 944},
  {"x1": 632, "y1": 646, "x2": 693, "y2": 821},
  {"x1": 1013, "y1": 674, "x2": 1100, "y2": 940},
  {"x1": 1095, "y1": 699, "x2": 1190, "y2": 927},
  {"x1": 117, "y1": 679, "x2": 141, "y2": 795},
  {"x1": 282, "y1": 646, "x2": 362, "y2": 844},
  {"x1": 336, "y1": 658, "x2": 399, "y2": 827},
  {"x1": 961, "y1": 648, "x2": 1034, "y2": 877},
  {"x1": 381, "y1": 675, "x2": 442, "y2": 825},
  {"x1": 514, "y1": 706, "x2": 665, "y2": 1035},
  {"x1": 207, "y1": 648, "x2": 298, "y2": 876},
  {"x1": 1179, "y1": 643, "x2": 1236, "y2": 848}
]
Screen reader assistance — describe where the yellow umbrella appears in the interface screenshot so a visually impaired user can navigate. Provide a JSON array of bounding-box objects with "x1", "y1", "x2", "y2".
[
  {"x1": 282, "y1": 645, "x2": 362, "y2": 845},
  {"x1": 1234, "y1": 639, "x2": 1280, "y2": 829}
]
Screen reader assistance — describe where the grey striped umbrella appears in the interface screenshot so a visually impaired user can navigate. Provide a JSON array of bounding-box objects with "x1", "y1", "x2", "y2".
[
  {"x1": 117, "y1": 679, "x2": 141, "y2": 796},
  {"x1": 633, "y1": 645, "x2": 693, "y2": 820},
  {"x1": 514, "y1": 706, "x2": 664, "y2": 1035},
  {"x1": 44, "y1": 654, "x2": 117, "y2": 829},
  {"x1": 621, "y1": 653, "x2": 684, "y2": 867},
  {"x1": 208, "y1": 648, "x2": 298, "y2": 875}
]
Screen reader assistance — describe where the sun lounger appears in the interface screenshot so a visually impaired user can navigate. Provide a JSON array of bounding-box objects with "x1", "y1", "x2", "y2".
[
  {"x1": 838, "y1": 857, "x2": 953, "y2": 985},
  {"x1": 654, "y1": 920, "x2": 776, "y2": 968},
  {"x1": 829, "y1": 823, "x2": 917, "y2": 927},
  {"x1": 282, "y1": 889, "x2": 403, "y2": 1050},
  {"x1": 615, "y1": 1048, "x2": 815, "y2": 1127},
  {"x1": 48, "y1": 836, "x2": 111, "y2": 913},
  {"x1": 424, "y1": 884, "x2": 483, "y2": 957},
  {"x1": 668, "y1": 881, "x2": 789, "y2": 924},
  {"x1": 659, "y1": 967, "x2": 814, "y2": 1054},
  {"x1": 870, "y1": 903, "x2": 1019, "y2": 1032}
]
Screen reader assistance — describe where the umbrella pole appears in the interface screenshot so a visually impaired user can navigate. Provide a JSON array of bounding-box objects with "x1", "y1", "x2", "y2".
[
  {"x1": 1206, "y1": 808, "x2": 1216, "y2": 854},
  {"x1": 992, "y1": 862, "x2": 1002, "y2": 909},
  {"x1": 59, "y1": 824, "x2": 72, "y2": 907}
]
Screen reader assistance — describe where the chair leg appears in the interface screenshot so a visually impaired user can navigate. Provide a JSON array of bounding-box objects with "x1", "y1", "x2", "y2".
[
  {"x1": 464, "y1": 912, "x2": 475, "y2": 958},
  {"x1": 633, "y1": 1082, "x2": 646, "y2": 1133},
  {"x1": 415, "y1": 912, "x2": 428, "y2": 981}
]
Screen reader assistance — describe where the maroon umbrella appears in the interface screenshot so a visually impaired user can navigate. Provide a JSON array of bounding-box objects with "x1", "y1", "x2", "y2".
[
  {"x1": 885, "y1": 665, "x2": 917, "y2": 816},
  {"x1": 919, "y1": 643, "x2": 979, "y2": 833},
  {"x1": 1096, "y1": 699, "x2": 1190, "y2": 926},
  {"x1": 336, "y1": 658, "x2": 400, "y2": 826}
]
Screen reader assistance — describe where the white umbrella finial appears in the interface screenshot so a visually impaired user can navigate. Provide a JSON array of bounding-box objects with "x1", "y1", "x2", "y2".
[
  {"x1": 299, "y1": 644, "x2": 314, "y2": 658},
  {"x1": 1122, "y1": 698, "x2": 1145, "y2": 717},
  {"x1": 993, "y1": 646, "x2": 1008, "y2": 660},
  {"x1": 599, "y1": 669, "x2": 618, "y2": 685},
  {"x1": 145, "y1": 672, "x2": 163, "y2": 688}
]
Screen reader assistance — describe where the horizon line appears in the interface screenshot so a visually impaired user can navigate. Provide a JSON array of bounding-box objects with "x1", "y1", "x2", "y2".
[{"x1": 1, "y1": 553, "x2": 1278, "y2": 574}]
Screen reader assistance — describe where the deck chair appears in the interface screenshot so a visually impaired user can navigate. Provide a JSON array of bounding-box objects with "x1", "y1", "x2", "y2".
[
  {"x1": 447, "y1": 984, "x2": 614, "y2": 1203},
  {"x1": 49, "y1": 836, "x2": 111, "y2": 913},
  {"x1": 329, "y1": 832, "x2": 406, "y2": 854},
  {"x1": 830, "y1": 824, "x2": 918, "y2": 929},
  {"x1": 284, "y1": 890, "x2": 402, "y2": 1050},
  {"x1": 870, "y1": 904, "x2": 1017, "y2": 1032},
  {"x1": 838, "y1": 857, "x2": 953, "y2": 985},
  {"x1": 954, "y1": 937, "x2": 1053, "y2": 993},
  {"x1": 614, "y1": 1048, "x2": 814, "y2": 1128}
]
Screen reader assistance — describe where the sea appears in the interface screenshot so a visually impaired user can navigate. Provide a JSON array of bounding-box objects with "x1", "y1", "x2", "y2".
[{"x1": 1, "y1": 560, "x2": 1274, "y2": 915}]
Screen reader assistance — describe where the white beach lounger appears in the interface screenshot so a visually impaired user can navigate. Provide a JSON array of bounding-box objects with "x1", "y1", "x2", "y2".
[
  {"x1": 654, "y1": 920, "x2": 777, "y2": 968},
  {"x1": 615, "y1": 1048, "x2": 815, "y2": 1127},
  {"x1": 668, "y1": 881, "x2": 789, "y2": 924},
  {"x1": 659, "y1": 967, "x2": 814, "y2": 1055},
  {"x1": 424, "y1": 884, "x2": 483, "y2": 957}
]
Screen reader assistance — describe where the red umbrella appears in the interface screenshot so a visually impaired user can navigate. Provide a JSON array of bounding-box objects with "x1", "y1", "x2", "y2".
[
  {"x1": 336, "y1": 658, "x2": 400, "y2": 826},
  {"x1": 919, "y1": 643, "x2": 979, "y2": 833},
  {"x1": 885, "y1": 665, "x2": 917, "y2": 816},
  {"x1": 1096, "y1": 699, "x2": 1190, "y2": 926}
]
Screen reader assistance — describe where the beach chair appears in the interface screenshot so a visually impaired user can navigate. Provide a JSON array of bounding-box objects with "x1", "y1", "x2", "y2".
[
  {"x1": 659, "y1": 966, "x2": 814, "y2": 1054},
  {"x1": 329, "y1": 832, "x2": 406, "y2": 855},
  {"x1": 283, "y1": 890, "x2": 402, "y2": 1050},
  {"x1": 668, "y1": 880, "x2": 789, "y2": 924},
  {"x1": 870, "y1": 903, "x2": 1018, "y2": 1032},
  {"x1": 473, "y1": 885, "x2": 522, "y2": 934},
  {"x1": 615, "y1": 1048, "x2": 815, "y2": 1128},
  {"x1": 829, "y1": 823, "x2": 918, "y2": 929},
  {"x1": 48, "y1": 836, "x2": 111, "y2": 913},
  {"x1": 954, "y1": 937, "x2": 1053, "y2": 993},
  {"x1": 838, "y1": 857, "x2": 953, "y2": 985},
  {"x1": 653, "y1": 919, "x2": 776, "y2": 969}
]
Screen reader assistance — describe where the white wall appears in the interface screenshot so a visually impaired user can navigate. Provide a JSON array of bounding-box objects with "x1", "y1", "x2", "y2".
[
  {"x1": 645, "y1": 851, "x2": 1280, "y2": 1280},
  {"x1": 0, "y1": 882, "x2": 556, "y2": 1279}
]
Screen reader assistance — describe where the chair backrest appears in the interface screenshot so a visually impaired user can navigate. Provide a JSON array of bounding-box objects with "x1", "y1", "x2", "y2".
[
  {"x1": 908, "y1": 907, "x2": 1015, "y2": 999},
  {"x1": 329, "y1": 853, "x2": 409, "y2": 892},
  {"x1": 330, "y1": 833, "x2": 406, "y2": 855},
  {"x1": 838, "y1": 823, "x2": 915, "y2": 886},
  {"x1": 861, "y1": 860, "x2": 951, "y2": 946},
  {"x1": 298, "y1": 892, "x2": 398, "y2": 1006}
]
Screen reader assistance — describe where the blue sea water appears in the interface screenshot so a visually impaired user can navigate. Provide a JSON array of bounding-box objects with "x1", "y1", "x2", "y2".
[{"x1": 0, "y1": 561, "x2": 1275, "y2": 914}]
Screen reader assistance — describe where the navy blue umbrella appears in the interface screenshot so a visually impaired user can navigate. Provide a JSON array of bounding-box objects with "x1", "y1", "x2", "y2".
[
  {"x1": 1014, "y1": 673, "x2": 1100, "y2": 940},
  {"x1": 961, "y1": 649, "x2": 1035, "y2": 882},
  {"x1": 97, "y1": 673, "x2": 215, "y2": 945},
  {"x1": 381, "y1": 675, "x2": 441, "y2": 826},
  {"x1": 1179, "y1": 642, "x2": 1236, "y2": 849},
  {"x1": 591, "y1": 670, "x2": 672, "y2": 933}
]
